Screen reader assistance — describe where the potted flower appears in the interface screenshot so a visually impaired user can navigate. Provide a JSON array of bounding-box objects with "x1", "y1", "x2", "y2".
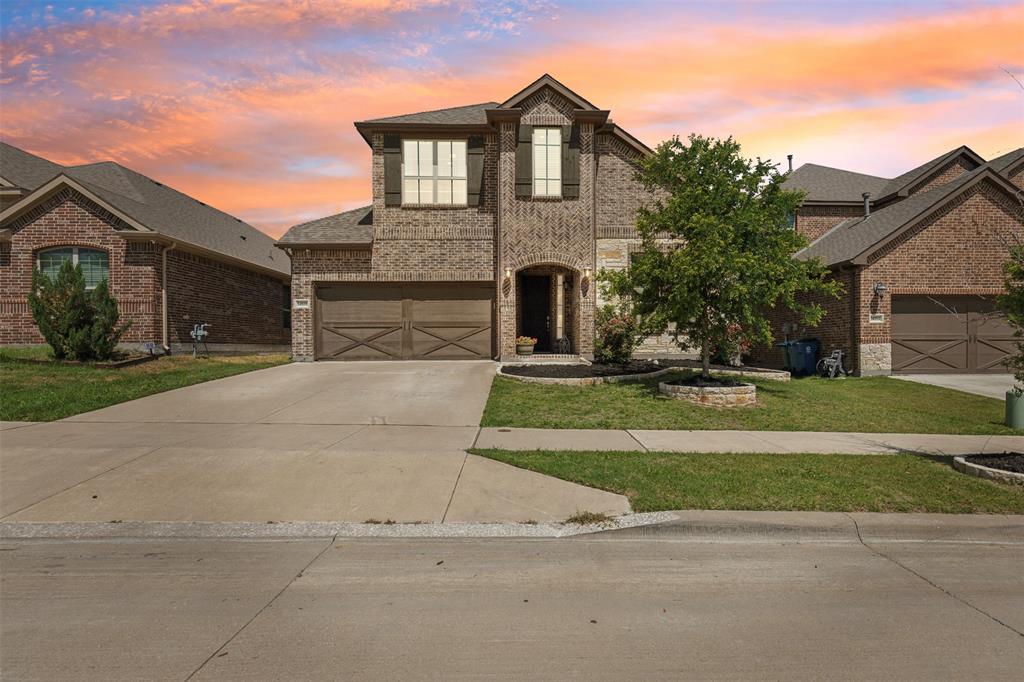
[{"x1": 516, "y1": 336, "x2": 538, "y2": 355}]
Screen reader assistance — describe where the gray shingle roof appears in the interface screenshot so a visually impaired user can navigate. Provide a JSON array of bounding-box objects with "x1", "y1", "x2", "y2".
[
  {"x1": 798, "y1": 166, "x2": 990, "y2": 266},
  {"x1": 991, "y1": 147, "x2": 1024, "y2": 174},
  {"x1": 783, "y1": 163, "x2": 889, "y2": 202},
  {"x1": 0, "y1": 142, "x2": 64, "y2": 189},
  {"x1": 873, "y1": 146, "x2": 981, "y2": 200},
  {"x1": 277, "y1": 205, "x2": 373, "y2": 246},
  {"x1": 1, "y1": 143, "x2": 287, "y2": 276},
  {"x1": 359, "y1": 102, "x2": 497, "y2": 126}
]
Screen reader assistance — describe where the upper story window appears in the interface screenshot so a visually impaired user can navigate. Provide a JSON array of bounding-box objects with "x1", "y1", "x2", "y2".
[
  {"x1": 402, "y1": 140, "x2": 467, "y2": 205},
  {"x1": 37, "y1": 247, "x2": 110, "y2": 289},
  {"x1": 532, "y1": 127, "x2": 561, "y2": 197}
]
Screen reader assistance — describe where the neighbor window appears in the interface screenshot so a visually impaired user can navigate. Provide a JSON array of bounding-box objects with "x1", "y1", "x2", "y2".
[
  {"x1": 402, "y1": 140, "x2": 467, "y2": 205},
  {"x1": 282, "y1": 285, "x2": 292, "y2": 329},
  {"x1": 37, "y1": 247, "x2": 109, "y2": 289},
  {"x1": 532, "y1": 127, "x2": 561, "y2": 197}
]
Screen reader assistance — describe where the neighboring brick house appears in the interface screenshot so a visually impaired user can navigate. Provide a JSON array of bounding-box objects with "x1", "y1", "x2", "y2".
[
  {"x1": 751, "y1": 145, "x2": 1024, "y2": 375},
  {"x1": 279, "y1": 74, "x2": 670, "y2": 361},
  {"x1": 0, "y1": 142, "x2": 291, "y2": 353}
]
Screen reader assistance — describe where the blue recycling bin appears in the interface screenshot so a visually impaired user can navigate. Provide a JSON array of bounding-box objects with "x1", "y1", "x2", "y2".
[{"x1": 792, "y1": 339, "x2": 820, "y2": 375}]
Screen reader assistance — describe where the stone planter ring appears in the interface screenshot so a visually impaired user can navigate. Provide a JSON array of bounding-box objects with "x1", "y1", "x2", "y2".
[{"x1": 659, "y1": 380, "x2": 756, "y2": 407}]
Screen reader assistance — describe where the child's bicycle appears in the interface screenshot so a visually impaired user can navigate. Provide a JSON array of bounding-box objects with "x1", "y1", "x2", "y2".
[{"x1": 815, "y1": 349, "x2": 849, "y2": 378}]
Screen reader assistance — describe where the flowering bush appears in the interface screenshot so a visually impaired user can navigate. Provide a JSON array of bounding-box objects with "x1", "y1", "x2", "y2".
[
  {"x1": 710, "y1": 323, "x2": 751, "y2": 367},
  {"x1": 594, "y1": 304, "x2": 642, "y2": 365},
  {"x1": 516, "y1": 336, "x2": 538, "y2": 345}
]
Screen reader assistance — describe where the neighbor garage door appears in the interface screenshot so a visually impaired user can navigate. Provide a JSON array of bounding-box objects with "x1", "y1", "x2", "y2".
[
  {"x1": 891, "y1": 296, "x2": 1013, "y2": 374},
  {"x1": 315, "y1": 283, "x2": 494, "y2": 360}
]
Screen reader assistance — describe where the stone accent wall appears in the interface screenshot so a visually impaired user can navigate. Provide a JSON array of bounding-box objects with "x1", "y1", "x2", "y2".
[
  {"x1": 497, "y1": 88, "x2": 597, "y2": 358},
  {"x1": 594, "y1": 237, "x2": 692, "y2": 357},
  {"x1": 0, "y1": 191, "x2": 160, "y2": 344},
  {"x1": 796, "y1": 205, "x2": 863, "y2": 243},
  {"x1": 859, "y1": 342, "x2": 891, "y2": 375},
  {"x1": 165, "y1": 249, "x2": 289, "y2": 346}
]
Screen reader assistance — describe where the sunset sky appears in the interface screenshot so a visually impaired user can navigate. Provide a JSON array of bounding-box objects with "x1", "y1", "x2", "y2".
[{"x1": 2, "y1": 0, "x2": 1022, "y2": 238}]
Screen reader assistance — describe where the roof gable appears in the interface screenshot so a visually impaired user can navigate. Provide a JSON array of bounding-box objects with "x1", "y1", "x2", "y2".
[
  {"x1": 498, "y1": 74, "x2": 599, "y2": 111},
  {"x1": 0, "y1": 142, "x2": 64, "y2": 190},
  {"x1": 874, "y1": 145, "x2": 984, "y2": 201},
  {"x1": 799, "y1": 165, "x2": 1021, "y2": 267}
]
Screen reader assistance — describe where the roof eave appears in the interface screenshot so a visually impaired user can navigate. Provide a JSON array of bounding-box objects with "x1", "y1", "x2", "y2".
[
  {"x1": 275, "y1": 241, "x2": 373, "y2": 251},
  {"x1": 596, "y1": 123, "x2": 653, "y2": 156},
  {"x1": 120, "y1": 231, "x2": 291, "y2": 280},
  {"x1": 353, "y1": 121, "x2": 495, "y2": 146}
]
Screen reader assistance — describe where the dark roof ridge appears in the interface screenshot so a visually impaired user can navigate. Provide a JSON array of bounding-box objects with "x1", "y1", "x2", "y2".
[{"x1": 359, "y1": 101, "x2": 499, "y2": 124}]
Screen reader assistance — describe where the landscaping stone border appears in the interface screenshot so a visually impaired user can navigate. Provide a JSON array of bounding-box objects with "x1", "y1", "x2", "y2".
[
  {"x1": 953, "y1": 456, "x2": 1024, "y2": 486},
  {"x1": 496, "y1": 364, "x2": 788, "y2": 387},
  {"x1": 659, "y1": 380, "x2": 757, "y2": 407}
]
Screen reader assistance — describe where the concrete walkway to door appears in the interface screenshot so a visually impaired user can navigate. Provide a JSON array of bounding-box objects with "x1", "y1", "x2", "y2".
[{"x1": 0, "y1": 361, "x2": 628, "y2": 525}]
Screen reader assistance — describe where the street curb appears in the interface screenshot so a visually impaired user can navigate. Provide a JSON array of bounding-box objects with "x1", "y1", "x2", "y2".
[
  {"x1": 0, "y1": 512, "x2": 678, "y2": 540},
  {"x1": 3, "y1": 511, "x2": 1022, "y2": 543}
]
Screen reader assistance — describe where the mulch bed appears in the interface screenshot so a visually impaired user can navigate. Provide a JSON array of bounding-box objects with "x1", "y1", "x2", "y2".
[
  {"x1": 664, "y1": 375, "x2": 745, "y2": 388},
  {"x1": 501, "y1": 358, "x2": 768, "y2": 380},
  {"x1": 963, "y1": 453, "x2": 1024, "y2": 475},
  {"x1": 501, "y1": 361, "x2": 661, "y2": 379}
]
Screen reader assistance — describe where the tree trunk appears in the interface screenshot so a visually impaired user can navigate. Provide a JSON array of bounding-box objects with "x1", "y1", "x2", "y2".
[{"x1": 701, "y1": 339, "x2": 711, "y2": 380}]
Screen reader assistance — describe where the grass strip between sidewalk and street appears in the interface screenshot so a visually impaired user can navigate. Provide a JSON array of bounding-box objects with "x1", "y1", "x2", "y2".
[
  {"x1": 0, "y1": 347, "x2": 289, "y2": 422},
  {"x1": 471, "y1": 449, "x2": 1024, "y2": 514},
  {"x1": 481, "y1": 373, "x2": 1012, "y2": 434}
]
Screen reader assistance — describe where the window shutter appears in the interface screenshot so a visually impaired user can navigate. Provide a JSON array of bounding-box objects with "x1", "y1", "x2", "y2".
[
  {"x1": 383, "y1": 133, "x2": 401, "y2": 206},
  {"x1": 467, "y1": 135, "x2": 484, "y2": 207},
  {"x1": 515, "y1": 124, "x2": 533, "y2": 198},
  {"x1": 562, "y1": 124, "x2": 580, "y2": 199}
]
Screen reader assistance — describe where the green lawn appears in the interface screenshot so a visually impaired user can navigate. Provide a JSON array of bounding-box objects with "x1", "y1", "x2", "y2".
[
  {"x1": 0, "y1": 347, "x2": 289, "y2": 422},
  {"x1": 481, "y1": 372, "x2": 1012, "y2": 434},
  {"x1": 473, "y1": 449, "x2": 1024, "y2": 514}
]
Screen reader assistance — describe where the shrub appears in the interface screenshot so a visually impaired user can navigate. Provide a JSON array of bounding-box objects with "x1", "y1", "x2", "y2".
[
  {"x1": 28, "y1": 259, "x2": 130, "y2": 361},
  {"x1": 594, "y1": 304, "x2": 642, "y2": 365}
]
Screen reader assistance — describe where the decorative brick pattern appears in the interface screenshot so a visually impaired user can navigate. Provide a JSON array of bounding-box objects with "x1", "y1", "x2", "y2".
[{"x1": 596, "y1": 137, "x2": 654, "y2": 239}]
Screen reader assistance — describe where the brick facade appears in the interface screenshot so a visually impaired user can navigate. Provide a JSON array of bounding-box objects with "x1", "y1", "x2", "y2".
[
  {"x1": 751, "y1": 178, "x2": 1024, "y2": 374},
  {"x1": 0, "y1": 188, "x2": 289, "y2": 350},
  {"x1": 796, "y1": 205, "x2": 864, "y2": 243}
]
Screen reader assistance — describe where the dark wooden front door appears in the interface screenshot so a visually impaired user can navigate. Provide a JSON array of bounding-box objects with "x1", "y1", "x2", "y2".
[
  {"x1": 315, "y1": 283, "x2": 494, "y2": 360},
  {"x1": 891, "y1": 295, "x2": 1013, "y2": 373},
  {"x1": 521, "y1": 275, "x2": 551, "y2": 351}
]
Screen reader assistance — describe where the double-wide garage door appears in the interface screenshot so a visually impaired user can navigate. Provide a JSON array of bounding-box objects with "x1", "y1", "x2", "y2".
[
  {"x1": 891, "y1": 296, "x2": 1013, "y2": 374},
  {"x1": 315, "y1": 283, "x2": 494, "y2": 360}
]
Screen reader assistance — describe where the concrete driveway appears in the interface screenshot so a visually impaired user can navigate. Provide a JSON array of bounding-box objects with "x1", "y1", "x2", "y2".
[
  {"x1": 890, "y1": 373, "x2": 1016, "y2": 400},
  {"x1": 0, "y1": 361, "x2": 627, "y2": 524}
]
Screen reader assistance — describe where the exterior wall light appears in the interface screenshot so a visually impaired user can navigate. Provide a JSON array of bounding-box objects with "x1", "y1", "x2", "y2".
[{"x1": 873, "y1": 282, "x2": 888, "y2": 297}]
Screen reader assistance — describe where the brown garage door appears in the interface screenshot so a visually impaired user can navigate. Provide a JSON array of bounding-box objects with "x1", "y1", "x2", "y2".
[
  {"x1": 891, "y1": 296, "x2": 1013, "y2": 374},
  {"x1": 315, "y1": 283, "x2": 494, "y2": 360}
]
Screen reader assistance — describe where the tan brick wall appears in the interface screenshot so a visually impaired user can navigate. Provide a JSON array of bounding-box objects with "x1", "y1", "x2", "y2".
[
  {"x1": 906, "y1": 156, "x2": 977, "y2": 196},
  {"x1": 796, "y1": 205, "x2": 863, "y2": 243},
  {"x1": 498, "y1": 88, "x2": 597, "y2": 358},
  {"x1": 0, "y1": 190, "x2": 160, "y2": 344}
]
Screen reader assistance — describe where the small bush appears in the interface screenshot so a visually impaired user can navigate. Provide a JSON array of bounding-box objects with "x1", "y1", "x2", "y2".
[
  {"x1": 594, "y1": 304, "x2": 642, "y2": 365},
  {"x1": 28, "y1": 259, "x2": 130, "y2": 361}
]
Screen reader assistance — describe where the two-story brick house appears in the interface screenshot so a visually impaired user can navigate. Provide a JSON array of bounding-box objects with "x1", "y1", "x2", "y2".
[
  {"x1": 752, "y1": 145, "x2": 1024, "y2": 375},
  {"x1": 279, "y1": 74, "x2": 660, "y2": 361}
]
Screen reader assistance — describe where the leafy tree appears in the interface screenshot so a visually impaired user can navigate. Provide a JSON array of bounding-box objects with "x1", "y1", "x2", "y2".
[
  {"x1": 28, "y1": 259, "x2": 129, "y2": 361},
  {"x1": 998, "y1": 244, "x2": 1024, "y2": 393},
  {"x1": 602, "y1": 134, "x2": 840, "y2": 379}
]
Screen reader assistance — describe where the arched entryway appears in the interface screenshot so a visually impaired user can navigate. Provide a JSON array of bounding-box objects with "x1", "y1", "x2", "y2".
[{"x1": 516, "y1": 264, "x2": 578, "y2": 354}]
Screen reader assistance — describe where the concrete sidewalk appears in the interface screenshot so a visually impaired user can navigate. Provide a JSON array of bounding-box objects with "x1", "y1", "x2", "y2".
[{"x1": 475, "y1": 427, "x2": 1024, "y2": 454}]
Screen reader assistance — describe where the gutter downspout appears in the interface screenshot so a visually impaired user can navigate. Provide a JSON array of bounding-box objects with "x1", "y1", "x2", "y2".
[{"x1": 161, "y1": 241, "x2": 176, "y2": 353}]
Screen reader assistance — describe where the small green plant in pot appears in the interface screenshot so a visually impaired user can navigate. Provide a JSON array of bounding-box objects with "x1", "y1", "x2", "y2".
[
  {"x1": 998, "y1": 243, "x2": 1024, "y2": 429},
  {"x1": 516, "y1": 336, "x2": 538, "y2": 355}
]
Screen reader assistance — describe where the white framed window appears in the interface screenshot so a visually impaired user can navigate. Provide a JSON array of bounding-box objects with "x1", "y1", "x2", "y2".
[
  {"x1": 402, "y1": 140, "x2": 467, "y2": 205},
  {"x1": 532, "y1": 127, "x2": 561, "y2": 197},
  {"x1": 37, "y1": 247, "x2": 109, "y2": 289}
]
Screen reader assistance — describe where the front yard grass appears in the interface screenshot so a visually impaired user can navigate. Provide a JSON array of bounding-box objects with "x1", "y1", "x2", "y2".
[
  {"x1": 472, "y1": 449, "x2": 1024, "y2": 514},
  {"x1": 481, "y1": 372, "x2": 1012, "y2": 434},
  {"x1": 0, "y1": 347, "x2": 289, "y2": 422}
]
